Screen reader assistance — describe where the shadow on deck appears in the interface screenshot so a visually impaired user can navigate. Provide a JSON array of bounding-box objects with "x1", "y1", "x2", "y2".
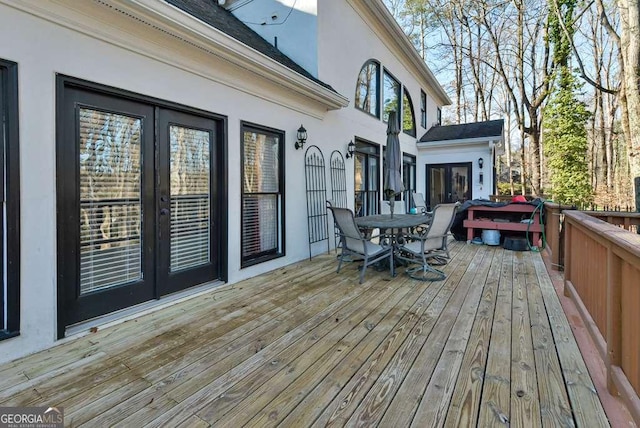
[{"x1": 0, "y1": 241, "x2": 627, "y2": 427}]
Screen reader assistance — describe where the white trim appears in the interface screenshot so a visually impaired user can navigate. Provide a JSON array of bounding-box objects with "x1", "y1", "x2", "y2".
[
  {"x1": 417, "y1": 136, "x2": 502, "y2": 149},
  {"x1": 2, "y1": 0, "x2": 349, "y2": 114}
]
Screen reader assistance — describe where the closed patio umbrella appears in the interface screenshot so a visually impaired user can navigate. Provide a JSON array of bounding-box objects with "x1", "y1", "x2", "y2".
[{"x1": 383, "y1": 111, "x2": 404, "y2": 216}]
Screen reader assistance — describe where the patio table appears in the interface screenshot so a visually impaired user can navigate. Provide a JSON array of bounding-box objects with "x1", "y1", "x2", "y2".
[{"x1": 355, "y1": 213, "x2": 431, "y2": 275}]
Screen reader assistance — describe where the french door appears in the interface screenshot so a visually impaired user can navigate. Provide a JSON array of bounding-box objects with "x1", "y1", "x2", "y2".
[
  {"x1": 426, "y1": 163, "x2": 471, "y2": 210},
  {"x1": 57, "y1": 81, "x2": 223, "y2": 335},
  {"x1": 354, "y1": 140, "x2": 380, "y2": 217}
]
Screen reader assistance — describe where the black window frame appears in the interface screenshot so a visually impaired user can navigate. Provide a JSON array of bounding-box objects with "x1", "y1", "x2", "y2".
[
  {"x1": 354, "y1": 139, "x2": 380, "y2": 216},
  {"x1": 420, "y1": 90, "x2": 427, "y2": 128},
  {"x1": 0, "y1": 58, "x2": 20, "y2": 341},
  {"x1": 354, "y1": 60, "x2": 380, "y2": 119},
  {"x1": 55, "y1": 75, "x2": 229, "y2": 336},
  {"x1": 382, "y1": 69, "x2": 401, "y2": 123},
  {"x1": 437, "y1": 107, "x2": 442, "y2": 125},
  {"x1": 240, "y1": 122, "x2": 286, "y2": 268},
  {"x1": 402, "y1": 88, "x2": 416, "y2": 137},
  {"x1": 402, "y1": 153, "x2": 417, "y2": 212}
]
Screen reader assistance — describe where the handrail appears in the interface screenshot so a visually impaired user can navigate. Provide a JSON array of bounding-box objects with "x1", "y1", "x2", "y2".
[
  {"x1": 543, "y1": 202, "x2": 575, "y2": 270},
  {"x1": 563, "y1": 210, "x2": 640, "y2": 424},
  {"x1": 543, "y1": 203, "x2": 640, "y2": 270}
]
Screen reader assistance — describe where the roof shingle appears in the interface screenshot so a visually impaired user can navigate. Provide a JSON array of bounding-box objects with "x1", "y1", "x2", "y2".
[
  {"x1": 420, "y1": 119, "x2": 504, "y2": 142},
  {"x1": 165, "y1": 0, "x2": 335, "y2": 91}
]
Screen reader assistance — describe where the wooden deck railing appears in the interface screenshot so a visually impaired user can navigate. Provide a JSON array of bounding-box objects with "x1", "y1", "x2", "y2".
[
  {"x1": 543, "y1": 203, "x2": 640, "y2": 270},
  {"x1": 562, "y1": 210, "x2": 640, "y2": 424},
  {"x1": 543, "y1": 202, "x2": 575, "y2": 270}
]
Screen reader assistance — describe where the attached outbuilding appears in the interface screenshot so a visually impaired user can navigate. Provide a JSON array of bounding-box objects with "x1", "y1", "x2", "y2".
[{"x1": 417, "y1": 119, "x2": 505, "y2": 210}]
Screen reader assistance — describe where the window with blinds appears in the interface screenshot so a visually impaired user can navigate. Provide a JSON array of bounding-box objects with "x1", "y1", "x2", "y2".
[
  {"x1": 241, "y1": 124, "x2": 284, "y2": 266},
  {"x1": 79, "y1": 108, "x2": 143, "y2": 294},
  {"x1": 170, "y1": 126, "x2": 210, "y2": 272},
  {"x1": 0, "y1": 59, "x2": 20, "y2": 338}
]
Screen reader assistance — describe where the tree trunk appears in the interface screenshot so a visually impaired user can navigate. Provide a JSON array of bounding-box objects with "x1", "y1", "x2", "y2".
[
  {"x1": 520, "y1": 127, "x2": 527, "y2": 194},
  {"x1": 529, "y1": 109, "x2": 541, "y2": 195},
  {"x1": 507, "y1": 101, "x2": 515, "y2": 194},
  {"x1": 618, "y1": 0, "x2": 640, "y2": 193}
]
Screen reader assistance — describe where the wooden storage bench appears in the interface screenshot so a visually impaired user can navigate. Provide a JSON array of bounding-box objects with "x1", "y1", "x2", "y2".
[{"x1": 463, "y1": 204, "x2": 542, "y2": 244}]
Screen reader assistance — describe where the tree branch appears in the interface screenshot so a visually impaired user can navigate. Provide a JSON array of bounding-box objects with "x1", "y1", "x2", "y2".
[{"x1": 549, "y1": 0, "x2": 619, "y2": 94}]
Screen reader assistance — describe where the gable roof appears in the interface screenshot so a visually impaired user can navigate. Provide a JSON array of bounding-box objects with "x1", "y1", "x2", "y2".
[
  {"x1": 420, "y1": 119, "x2": 504, "y2": 142},
  {"x1": 164, "y1": 0, "x2": 335, "y2": 91}
]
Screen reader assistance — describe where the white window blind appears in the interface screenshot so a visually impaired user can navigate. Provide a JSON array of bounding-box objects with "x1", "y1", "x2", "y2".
[
  {"x1": 242, "y1": 128, "x2": 282, "y2": 262},
  {"x1": 170, "y1": 126, "x2": 210, "y2": 272},
  {"x1": 79, "y1": 109, "x2": 142, "y2": 294}
]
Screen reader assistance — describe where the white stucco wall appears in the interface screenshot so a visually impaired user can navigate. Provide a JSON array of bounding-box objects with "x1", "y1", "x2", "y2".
[
  {"x1": 228, "y1": 0, "x2": 318, "y2": 77},
  {"x1": 316, "y1": 0, "x2": 444, "y2": 179},
  {"x1": 0, "y1": 0, "x2": 448, "y2": 364}
]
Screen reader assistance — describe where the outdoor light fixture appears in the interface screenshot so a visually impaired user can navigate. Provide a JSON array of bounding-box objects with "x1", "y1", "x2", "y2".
[
  {"x1": 346, "y1": 140, "x2": 355, "y2": 158},
  {"x1": 478, "y1": 157, "x2": 484, "y2": 169},
  {"x1": 295, "y1": 125, "x2": 307, "y2": 150}
]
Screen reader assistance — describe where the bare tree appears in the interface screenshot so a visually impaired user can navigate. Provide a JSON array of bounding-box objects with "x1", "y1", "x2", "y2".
[{"x1": 549, "y1": 0, "x2": 639, "y2": 202}]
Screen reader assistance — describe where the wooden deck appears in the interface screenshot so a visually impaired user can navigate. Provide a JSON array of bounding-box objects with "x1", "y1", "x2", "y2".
[{"x1": 0, "y1": 241, "x2": 612, "y2": 427}]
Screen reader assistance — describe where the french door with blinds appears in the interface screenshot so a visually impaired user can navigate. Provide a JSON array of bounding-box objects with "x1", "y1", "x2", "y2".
[
  {"x1": 57, "y1": 79, "x2": 224, "y2": 335},
  {"x1": 426, "y1": 163, "x2": 472, "y2": 210}
]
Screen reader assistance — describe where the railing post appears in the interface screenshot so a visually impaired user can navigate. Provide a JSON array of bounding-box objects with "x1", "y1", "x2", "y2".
[
  {"x1": 635, "y1": 177, "x2": 640, "y2": 234},
  {"x1": 563, "y1": 218, "x2": 572, "y2": 297},
  {"x1": 545, "y1": 203, "x2": 562, "y2": 269},
  {"x1": 606, "y1": 246, "x2": 622, "y2": 395}
]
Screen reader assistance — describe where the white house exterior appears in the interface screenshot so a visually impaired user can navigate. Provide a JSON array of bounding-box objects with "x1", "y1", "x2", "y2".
[
  {"x1": 0, "y1": 0, "x2": 455, "y2": 364},
  {"x1": 417, "y1": 120, "x2": 505, "y2": 209}
]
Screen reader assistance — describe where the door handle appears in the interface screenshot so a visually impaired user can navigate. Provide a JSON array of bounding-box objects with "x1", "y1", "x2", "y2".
[{"x1": 160, "y1": 208, "x2": 170, "y2": 216}]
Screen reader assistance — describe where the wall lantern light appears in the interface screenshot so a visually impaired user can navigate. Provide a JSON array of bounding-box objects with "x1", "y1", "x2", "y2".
[
  {"x1": 346, "y1": 140, "x2": 356, "y2": 158},
  {"x1": 295, "y1": 125, "x2": 307, "y2": 150},
  {"x1": 478, "y1": 157, "x2": 484, "y2": 169}
]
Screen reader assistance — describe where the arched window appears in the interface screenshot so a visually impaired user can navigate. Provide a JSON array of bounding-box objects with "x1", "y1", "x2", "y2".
[
  {"x1": 402, "y1": 89, "x2": 416, "y2": 136},
  {"x1": 354, "y1": 60, "x2": 380, "y2": 118},
  {"x1": 382, "y1": 70, "x2": 400, "y2": 123}
]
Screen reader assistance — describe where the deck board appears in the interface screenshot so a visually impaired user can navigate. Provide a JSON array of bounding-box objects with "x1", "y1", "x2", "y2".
[
  {"x1": 478, "y1": 248, "x2": 514, "y2": 426},
  {"x1": 410, "y1": 246, "x2": 493, "y2": 427},
  {"x1": 0, "y1": 242, "x2": 612, "y2": 427},
  {"x1": 510, "y1": 252, "x2": 542, "y2": 427},
  {"x1": 443, "y1": 244, "x2": 503, "y2": 427}
]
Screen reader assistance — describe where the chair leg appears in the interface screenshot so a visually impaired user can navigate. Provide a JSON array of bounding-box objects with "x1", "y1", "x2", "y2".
[
  {"x1": 405, "y1": 251, "x2": 446, "y2": 281},
  {"x1": 337, "y1": 249, "x2": 345, "y2": 273},
  {"x1": 359, "y1": 255, "x2": 368, "y2": 284}
]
